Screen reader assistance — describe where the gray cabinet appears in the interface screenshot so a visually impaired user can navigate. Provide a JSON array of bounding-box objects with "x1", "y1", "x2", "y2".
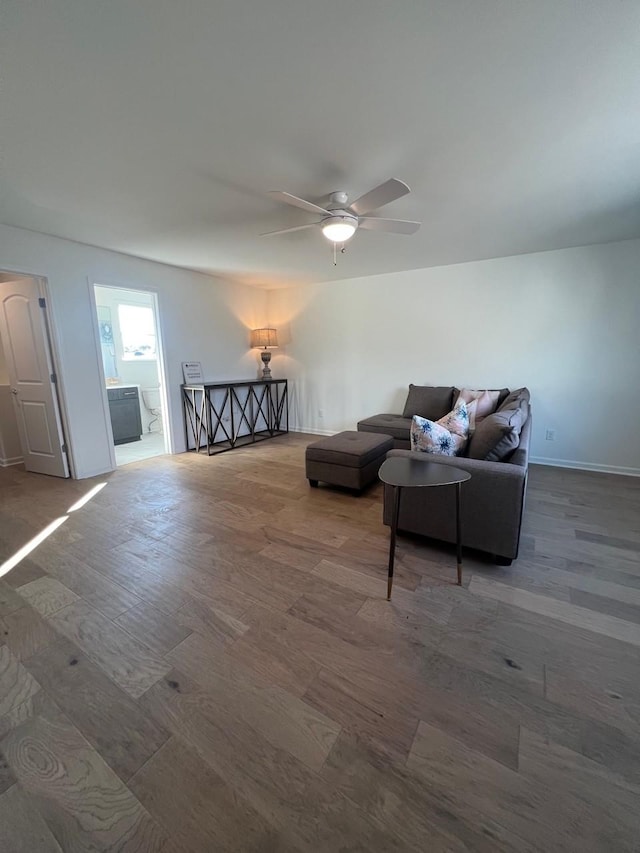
[{"x1": 107, "y1": 386, "x2": 142, "y2": 445}]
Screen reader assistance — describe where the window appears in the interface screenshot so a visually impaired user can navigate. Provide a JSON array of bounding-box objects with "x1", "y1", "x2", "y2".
[{"x1": 118, "y1": 304, "x2": 157, "y2": 360}]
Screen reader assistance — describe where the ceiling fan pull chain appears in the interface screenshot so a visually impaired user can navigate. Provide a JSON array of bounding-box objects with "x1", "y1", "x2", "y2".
[{"x1": 333, "y1": 241, "x2": 337, "y2": 266}]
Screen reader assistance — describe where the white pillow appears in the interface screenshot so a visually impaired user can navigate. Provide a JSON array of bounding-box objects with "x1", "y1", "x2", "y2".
[
  {"x1": 410, "y1": 399, "x2": 470, "y2": 456},
  {"x1": 455, "y1": 389, "x2": 500, "y2": 434}
]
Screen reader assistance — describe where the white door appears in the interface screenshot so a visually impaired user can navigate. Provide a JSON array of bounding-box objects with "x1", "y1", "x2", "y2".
[{"x1": 0, "y1": 278, "x2": 69, "y2": 477}]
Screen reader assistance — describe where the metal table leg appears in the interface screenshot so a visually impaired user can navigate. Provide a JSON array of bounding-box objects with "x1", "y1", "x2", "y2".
[
  {"x1": 387, "y1": 485, "x2": 402, "y2": 600},
  {"x1": 456, "y1": 481, "x2": 462, "y2": 585}
]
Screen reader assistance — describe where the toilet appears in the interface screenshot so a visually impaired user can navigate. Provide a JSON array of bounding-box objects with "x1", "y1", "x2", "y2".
[{"x1": 142, "y1": 387, "x2": 163, "y2": 433}]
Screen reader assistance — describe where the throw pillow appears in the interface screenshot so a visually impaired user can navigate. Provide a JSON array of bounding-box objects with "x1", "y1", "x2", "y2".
[
  {"x1": 498, "y1": 387, "x2": 530, "y2": 413},
  {"x1": 467, "y1": 406, "x2": 525, "y2": 462},
  {"x1": 454, "y1": 388, "x2": 501, "y2": 433},
  {"x1": 454, "y1": 386, "x2": 510, "y2": 408},
  {"x1": 410, "y1": 399, "x2": 470, "y2": 456},
  {"x1": 402, "y1": 385, "x2": 455, "y2": 421}
]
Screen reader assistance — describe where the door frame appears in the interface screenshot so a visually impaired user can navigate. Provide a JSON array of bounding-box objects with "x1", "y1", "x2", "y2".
[
  {"x1": 0, "y1": 267, "x2": 75, "y2": 477},
  {"x1": 87, "y1": 278, "x2": 173, "y2": 469}
]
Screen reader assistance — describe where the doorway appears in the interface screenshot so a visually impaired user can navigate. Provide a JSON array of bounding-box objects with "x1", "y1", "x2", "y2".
[
  {"x1": 0, "y1": 273, "x2": 70, "y2": 477},
  {"x1": 93, "y1": 285, "x2": 169, "y2": 467}
]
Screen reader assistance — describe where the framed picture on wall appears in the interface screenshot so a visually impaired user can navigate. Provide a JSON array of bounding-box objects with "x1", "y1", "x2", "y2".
[{"x1": 100, "y1": 322, "x2": 114, "y2": 344}]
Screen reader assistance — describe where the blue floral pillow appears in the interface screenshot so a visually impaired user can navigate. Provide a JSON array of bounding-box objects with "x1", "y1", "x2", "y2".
[{"x1": 410, "y1": 399, "x2": 469, "y2": 456}]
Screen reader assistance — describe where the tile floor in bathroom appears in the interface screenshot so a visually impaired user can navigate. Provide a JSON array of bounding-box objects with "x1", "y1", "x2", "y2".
[{"x1": 114, "y1": 431, "x2": 166, "y2": 466}]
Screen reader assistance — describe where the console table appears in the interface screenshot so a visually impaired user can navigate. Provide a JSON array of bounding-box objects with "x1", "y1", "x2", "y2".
[{"x1": 182, "y1": 378, "x2": 288, "y2": 455}]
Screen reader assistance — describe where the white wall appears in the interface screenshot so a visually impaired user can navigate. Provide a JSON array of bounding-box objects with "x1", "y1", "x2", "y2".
[
  {"x1": 268, "y1": 239, "x2": 640, "y2": 475},
  {"x1": 0, "y1": 223, "x2": 267, "y2": 478}
]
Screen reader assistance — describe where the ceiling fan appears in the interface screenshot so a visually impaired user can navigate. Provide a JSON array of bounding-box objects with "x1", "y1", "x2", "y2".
[{"x1": 262, "y1": 178, "x2": 421, "y2": 243}]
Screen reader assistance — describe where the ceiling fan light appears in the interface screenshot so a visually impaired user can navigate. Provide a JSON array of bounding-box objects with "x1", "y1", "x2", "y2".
[{"x1": 322, "y1": 217, "x2": 357, "y2": 243}]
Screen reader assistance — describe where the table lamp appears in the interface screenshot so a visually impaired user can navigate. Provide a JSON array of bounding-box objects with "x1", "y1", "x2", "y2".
[{"x1": 251, "y1": 328, "x2": 278, "y2": 378}]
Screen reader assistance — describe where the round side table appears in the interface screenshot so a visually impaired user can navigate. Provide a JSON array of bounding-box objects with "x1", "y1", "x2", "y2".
[{"x1": 379, "y1": 456, "x2": 471, "y2": 599}]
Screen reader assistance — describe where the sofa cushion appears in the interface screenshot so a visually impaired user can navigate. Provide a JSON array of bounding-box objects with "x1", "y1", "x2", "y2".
[
  {"x1": 306, "y1": 430, "x2": 394, "y2": 468},
  {"x1": 357, "y1": 413, "x2": 413, "y2": 441},
  {"x1": 402, "y1": 385, "x2": 454, "y2": 421},
  {"x1": 467, "y1": 406, "x2": 525, "y2": 462},
  {"x1": 498, "y1": 387, "x2": 530, "y2": 412},
  {"x1": 410, "y1": 399, "x2": 470, "y2": 456}
]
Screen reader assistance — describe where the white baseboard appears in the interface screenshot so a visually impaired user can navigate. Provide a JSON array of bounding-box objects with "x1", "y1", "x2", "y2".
[
  {"x1": 530, "y1": 456, "x2": 640, "y2": 478},
  {"x1": 289, "y1": 426, "x2": 335, "y2": 437},
  {"x1": 0, "y1": 455, "x2": 23, "y2": 467}
]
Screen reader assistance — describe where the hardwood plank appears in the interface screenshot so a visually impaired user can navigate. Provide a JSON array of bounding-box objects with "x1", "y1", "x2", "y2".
[
  {"x1": 174, "y1": 597, "x2": 249, "y2": 646},
  {"x1": 111, "y1": 539, "x2": 267, "y2": 617},
  {"x1": 357, "y1": 590, "x2": 452, "y2": 630},
  {"x1": 137, "y1": 670, "x2": 317, "y2": 831},
  {"x1": 0, "y1": 579, "x2": 27, "y2": 617},
  {"x1": 519, "y1": 724, "x2": 640, "y2": 793},
  {"x1": 518, "y1": 727, "x2": 640, "y2": 841},
  {"x1": 0, "y1": 605, "x2": 60, "y2": 661},
  {"x1": 258, "y1": 541, "x2": 323, "y2": 572},
  {"x1": 167, "y1": 632, "x2": 341, "y2": 771},
  {"x1": 1, "y1": 558, "x2": 47, "y2": 589},
  {"x1": 303, "y1": 666, "x2": 421, "y2": 762},
  {"x1": 311, "y1": 558, "x2": 390, "y2": 599},
  {"x1": 0, "y1": 784, "x2": 64, "y2": 852},
  {"x1": 47, "y1": 600, "x2": 171, "y2": 699},
  {"x1": 0, "y1": 687, "x2": 57, "y2": 747},
  {"x1": 114, "y1": 602, "x2": 192, "y2": 655},
  {"x1": 322, "y1": 731, "x2": 535, "y2": 853},
  {"x1": 25, "y1": 638, "x2": 170, "y2": 782},
  {"x1": 33, "y1": 550, "x2": 144, "y2": 619},
  {"x1": 522, "y1": 562, "x2": 640, "y2": 605},
  {"x1": 408, "y1": 719, "x2": 626, "y2": 852},
  {"x1": 1, "y1": 698, "x2": 168, "y2": 852},
  {"x1": 0, "y1": 644, "x2": 41, "y2": 720},
  {"x1": 129, "y1": 736, "x2": 280, "y2": 852},
  {"x1": 575, "y1": 529, "x2": 640, "y2": 553},
  {"x1": 227, "y1": 606, "x2": 321, "y2": 697},
  {"x1": 288, "y1": 586, "x2": 392, "y2": 654},
  {"x1": 469, "y1": 575, "x2": 640, "y2": 647},
  {"x1": 74, "y1": 546, "x2": 196, "y2": 615},
  {"x1": 139, "y1": 675, "x2": 407, "y2": 852},
  {"x1": 16, "y1": 576, "x2": 79, "y2": 617},
  {"x1": 569, "y1": 586, "x2": 640, "y2": 624},
  {"x1": 0, "y1": 749, "x2": 16, "y2": 794}
]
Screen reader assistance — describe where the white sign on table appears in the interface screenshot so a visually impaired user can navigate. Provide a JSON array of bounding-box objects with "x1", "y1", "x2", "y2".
[{"x1": 182, "y1": 362, "x2": 204, "y2": 384}]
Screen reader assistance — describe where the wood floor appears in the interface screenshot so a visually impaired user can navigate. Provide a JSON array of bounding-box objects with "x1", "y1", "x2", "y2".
[{"x1": 0, "y1": 434, "x2": 639, "y2": 852}]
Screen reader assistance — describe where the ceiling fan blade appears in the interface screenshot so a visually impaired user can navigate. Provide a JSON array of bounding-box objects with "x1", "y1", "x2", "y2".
[
  {"x1": 269, "y1": 191, "x2": 332, "y2": 216},
  {"x1": 358, "y1": 217, "x2": 421, "y2": 235},
  {"x1": 349, "y1": 179, "x2": 411, "y2": 215},
  {"x1": 260, "y1": 222, "x2": 321, "y2": 237}
]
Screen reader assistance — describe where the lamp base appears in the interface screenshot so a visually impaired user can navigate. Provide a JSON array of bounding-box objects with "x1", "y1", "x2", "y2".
[{"x1": 260, "y1": 349, "x2": 272, "y2": 379}]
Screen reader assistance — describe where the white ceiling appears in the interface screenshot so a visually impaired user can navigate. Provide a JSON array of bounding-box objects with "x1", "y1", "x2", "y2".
[{"x1": 1, "y1": 0, "x2": 639, "y2": 288}]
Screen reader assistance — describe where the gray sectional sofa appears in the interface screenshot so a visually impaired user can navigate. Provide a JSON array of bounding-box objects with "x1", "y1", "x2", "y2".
[{"x1": 358, "y1": 385, "x2": 531, "y2": 564}]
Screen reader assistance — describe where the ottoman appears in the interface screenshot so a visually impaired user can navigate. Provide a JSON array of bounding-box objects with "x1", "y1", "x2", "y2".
[{"x1": 305, "y1": 431, "x2": 394, "y2": 492}]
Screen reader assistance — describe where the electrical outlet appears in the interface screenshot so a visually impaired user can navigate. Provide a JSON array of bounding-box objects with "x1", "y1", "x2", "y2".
[
  {"x1": 545, "y1": 429, "x2": 556, "y2": 441},
  {"x1": 318, "y1": 409, "x2": 324, "y2": 419}
]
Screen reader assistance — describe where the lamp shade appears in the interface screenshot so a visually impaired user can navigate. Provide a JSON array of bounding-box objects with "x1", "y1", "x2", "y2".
[
  {"x1": 322, "y1": 217, "x2": 357, "y2": 243},
  {"x1": 250, "y1": 327, "x2": 278, "y2": 348}
]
